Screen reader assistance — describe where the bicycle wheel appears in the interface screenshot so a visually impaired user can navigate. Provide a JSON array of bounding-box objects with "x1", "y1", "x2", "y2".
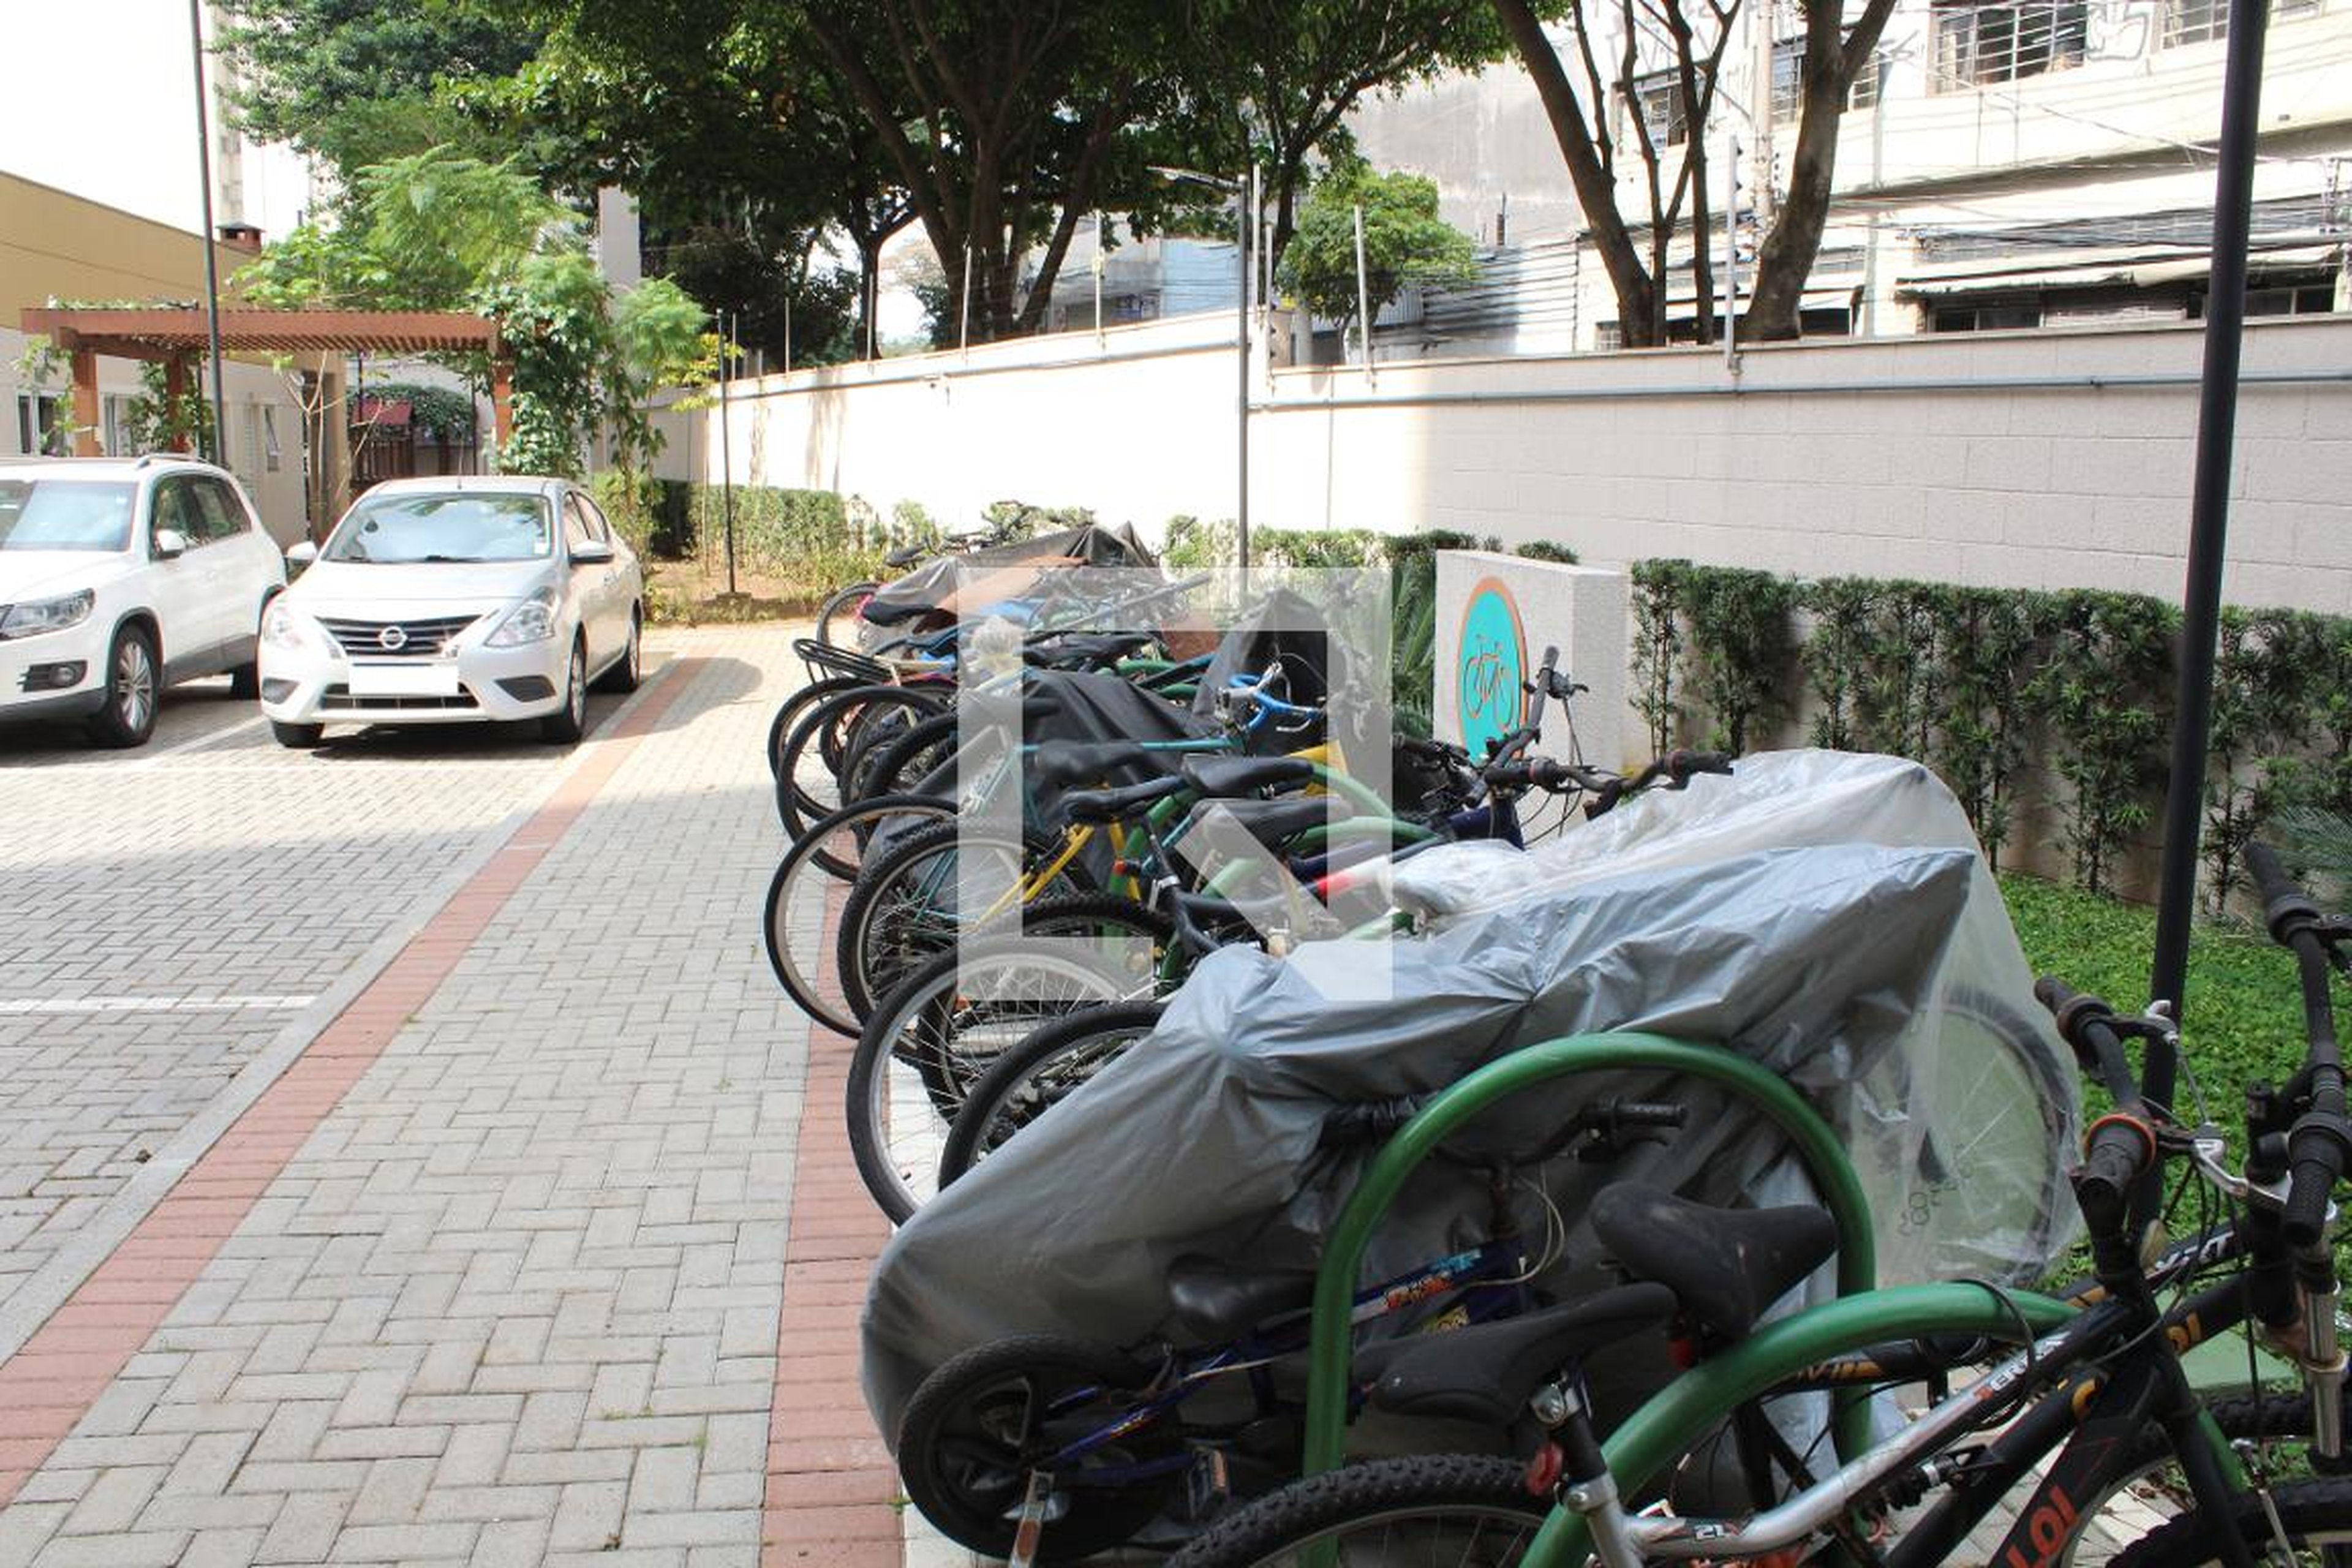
[
  {"x1": 938, "y1": 1000, "x2": 1169, "y2": 1192},
  {"x1": 839, "y1": 692, "x2": 966, "y2": 806},
  {"x1": 2106, "y1": 1477, "x2": 2352, "y2": 1568},
  {"x1": 764, "y1": 794, "x2": 958, "y2": 1036},
  {"x1": 858, "y1": 709, "x2": 997, "y2": 803},
  {"x1": 818, "y1": 580, "x2": 880, "y2": 647},
  {"x1": 897, "y1": 1333, "x2": 1181, "y2": 1562},
  {"x1": 847, "y1": 913, "x2": 1165, "y2": 1223},
  {"x1": 1161, "y1": 1454, "x2": 1545, "y2": 1568},
  {"x1": 834, "y1": 819, "x2": 1096, "y2": 1025},
  {"x1": 765, "y1": 675, "x2": 867, "y2": 781},
  {"x1": 775, "y1": 684, "x2": 946, "y2": 837}
]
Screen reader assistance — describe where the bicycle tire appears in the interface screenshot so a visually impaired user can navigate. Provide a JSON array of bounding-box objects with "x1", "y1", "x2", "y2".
[
  {"x1": 858, "y1": 709, "x2": 989, "y2": 804},
  {"x1": 938, "y1": 1000, "x2": 1169, "y2": 1192},
  {"x1": 764, "y1": 674, "x2": 866, "y2": 781},
  {"x1": 2105, "y1": 1476, "x2": 2352, "y2": 1568},
  {"x1": 834, "y1": 818, "x2": 1096, "y2": 1025},
  {"x1": 1161, "y1": 1454, "x2": 1545, "y2": 1568},
  {"x1": 775, "y1": 684, "x2": 946, "y2": 838},
  {"x1": 818, "y1": 580, "x2": 880, "y2": 647},
  {"x1": 897, "y1": 1333, "x2": 1180, "y2": 1561},
  {"x1": 837, "y1": 689, "x2": 962, "y2": 806},
  {"x1": 847, "y1": 911, "x2": 1167, "y2": 1222},
  {"x1": 763, "y1": 794, "x2": 959, "y2": 1036}
]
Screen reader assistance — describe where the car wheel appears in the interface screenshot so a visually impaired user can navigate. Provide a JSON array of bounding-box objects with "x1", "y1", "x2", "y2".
[
  {"x1": 271, "y1": 720, "x2": 324, "y2": 750},
  {"x1": 597, "y1": 608, "x2": 643, "y2": 694},
  {"x1": 231, "y1": 593, "x2": 276, "y2": 699},
  {"x1": 85, "y1": 624, "x2": 160, "y2": 748},
  {"x1": 540, "y1": 637, "x2": 587, "y2": 745}
]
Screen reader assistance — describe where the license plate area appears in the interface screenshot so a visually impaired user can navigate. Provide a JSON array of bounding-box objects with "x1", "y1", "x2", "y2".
[{"x1": 347, "y1": 662, "x2": 461, "y2": 698}]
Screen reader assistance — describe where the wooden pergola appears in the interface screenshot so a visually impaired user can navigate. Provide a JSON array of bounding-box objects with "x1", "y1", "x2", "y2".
[{"x1": 17, "y1": 307, "x2": 513, "y2": 455}]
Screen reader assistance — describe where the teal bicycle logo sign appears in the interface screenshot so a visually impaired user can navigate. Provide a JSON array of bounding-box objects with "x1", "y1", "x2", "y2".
[{"x1": 1457, "y1": 577, "x2": 1526, "y2": 755}]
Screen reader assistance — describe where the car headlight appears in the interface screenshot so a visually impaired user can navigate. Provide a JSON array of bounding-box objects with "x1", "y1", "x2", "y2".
[
  {"x1": 0, "y1": 589, "x2": 95, "y2": 642},
  {"x1": 485, "y1": 587, "x2": 559, "y2": 647},
  {"x1": 262, "y1": 600, "x2": 320, "y2": 654}
]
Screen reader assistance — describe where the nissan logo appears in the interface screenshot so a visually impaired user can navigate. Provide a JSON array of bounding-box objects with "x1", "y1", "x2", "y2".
[{"x1": 378, "y1": 626, "x2": 409, "y2": 652}]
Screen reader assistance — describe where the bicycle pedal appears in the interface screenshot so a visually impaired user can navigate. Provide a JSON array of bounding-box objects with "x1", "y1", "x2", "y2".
[
  {"x1": 1006, "y1": 1471, "x2": 1054, "y2": 1568},
  {"x1": 1182, "y1": 1448, "x2": 1234, "y2": 1522}
]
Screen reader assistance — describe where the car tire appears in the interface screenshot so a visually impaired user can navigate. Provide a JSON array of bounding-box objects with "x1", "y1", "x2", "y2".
[
  {"x1": 85, "y1": 624, "x2": 160, "y2": 749},
  {"x1": 540, "y1": 637, "x2": 588, "y2": 745},
  {"x1": 228, "y1": 662, "x2": 262, "y2": 700},
  {"x1": 271, "y1": 720, "x2": 324, "y2": 749},
  {"x1": 597, "y1": 608, "x2": 643, "y2": 694}
]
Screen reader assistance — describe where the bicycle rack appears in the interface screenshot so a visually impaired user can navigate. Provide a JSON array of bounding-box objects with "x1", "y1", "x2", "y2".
[
  {"x1": 794, "y1": 636, "x2": 892, "y2": 687},
  {"x1": 1297, "y1": 1032, "x2": 1880, "y2": 1479}
]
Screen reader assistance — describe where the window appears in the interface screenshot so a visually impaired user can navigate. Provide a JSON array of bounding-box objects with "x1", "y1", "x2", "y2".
[
  {"x1": 570, "y1": 493, "x2": 612, "y2": 543},
  {"x1": 1932, "y1": 2, "x2": 2087, "y2": 90},
  {"x1": 149, "y1": 478, "x2": 200, "y2": 552},
  {"x1": 1629, "y1": 70, "x2": 1692, "y2": 148},
  {"x1": 325, "y1": 492, "x2": 552, "y2": 564},
  {"x1": 191, "y1": 478, "x2": 252, "y2": 543},
  {"x1": 102, "y1": 394, "x2": 138, "y2": 457},
  {"x1": 1771, "y1": 39, "x2": 1886, "y2": 122},
  {"x1": 2165, "y1": 0, "x2": 2320, "y2": 47},
  {"x1": 262, "y1": 405, "x2": 282, "y2": 472},
  {"x1": 16, "y1": 393, "x2": 66, "y2": 456},
  {"x1": 0, "y1": 481, "x2": 135, "y2": 552},
  {"x1": 1930, "y1": 299, "x2": 2045, "y2": 333}
]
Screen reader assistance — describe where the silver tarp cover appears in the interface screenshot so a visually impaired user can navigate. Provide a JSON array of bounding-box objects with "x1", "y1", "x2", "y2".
[{"x1": 862, "y1": 751, "x2": 2076, "y2": 1440}]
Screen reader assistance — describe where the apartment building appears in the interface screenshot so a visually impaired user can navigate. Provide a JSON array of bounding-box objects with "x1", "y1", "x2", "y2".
[{"x1": 1353, "y1": 0, "x2": 2352, "y2": 352}]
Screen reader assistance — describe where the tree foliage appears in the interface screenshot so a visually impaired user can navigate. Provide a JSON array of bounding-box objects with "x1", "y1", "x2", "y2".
[
  {"x1": 1276, "y1": 157, "x2": 1478, "y2": 331},
  {"x1": 235, "y1": 149, "x2": 711, "y2": 478}
]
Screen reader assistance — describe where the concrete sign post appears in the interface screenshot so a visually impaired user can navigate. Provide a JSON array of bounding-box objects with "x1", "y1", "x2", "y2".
[{"x1": 1433, "y1": 551, "x2": 1629, "y2": 770}]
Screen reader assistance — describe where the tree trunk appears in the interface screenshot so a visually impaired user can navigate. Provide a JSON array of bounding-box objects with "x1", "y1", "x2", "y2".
[
  {"x1": 1743, "y1": 0, "x2": 1895, "y2": 339},
  {"x1": 1492, "y1": 0, "x2": 1658, "y2": 345}
]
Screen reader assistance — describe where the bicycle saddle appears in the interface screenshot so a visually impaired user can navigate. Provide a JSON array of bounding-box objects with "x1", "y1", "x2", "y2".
[
  {"x1": 1589, "y1": 1187, "x2": 1839, "y2": 1340},
  {"x1": 1180, "y1": 755, "x2": 1317, "y2": 799},
  {"x1": 883, "y1": 543, "x2": 925, "y2": 568},
  {"x1": 1166, "y1": 1254, "x2": 1320, "y2": 1344},
  {"x1": 1028, "y1": 741, "x2": 1160, "y2": 791},
  {"x1": 1061, "y1": 775, "x2": 1188, "y2": 825},
  {"x1": 1367, "y1": 1284, "x2": 1679, "y2": 1425},
  {"x1": 1025, "y1": 631, "x2": 1158, "y2": 669},
  {"x1": 1194, "y1": 796, "x2": 1353, "y2": 849}
]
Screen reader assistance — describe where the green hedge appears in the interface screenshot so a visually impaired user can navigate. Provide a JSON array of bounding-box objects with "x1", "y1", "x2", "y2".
[{"x1": 1632, "y1": 563, "x2": 2352, "y2": 903}]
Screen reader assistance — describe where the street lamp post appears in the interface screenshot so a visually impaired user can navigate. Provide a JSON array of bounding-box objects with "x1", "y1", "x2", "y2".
[{"x1": 1152, "y1": 167, "x2": 1253, "y2": 577}]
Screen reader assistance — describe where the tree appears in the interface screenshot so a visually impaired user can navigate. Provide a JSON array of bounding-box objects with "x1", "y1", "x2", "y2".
[
  {"x1": 1493, "y1": 0, "x2": 1892, "y2": 345},
  {"x1": 236, "y1": 149, "x2": 712, "y2": 477},
  {"x1": 796, "y1": 0, "x2": 1186, "y2": 342},
  {"x1": 214, "y1": 0, "x2": 558, "y2": 189},
  {"x1": 1276, "y1": 158, "x2": 1478, "y2": 339},
  {"x1": 1174, "y1": 0, "x2": 1512, "y2": 274}
]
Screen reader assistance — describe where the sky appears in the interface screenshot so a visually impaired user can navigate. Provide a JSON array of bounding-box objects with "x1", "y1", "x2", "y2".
[{"x1": 1, "y1": 0, "x2": 314, "y2": 238}]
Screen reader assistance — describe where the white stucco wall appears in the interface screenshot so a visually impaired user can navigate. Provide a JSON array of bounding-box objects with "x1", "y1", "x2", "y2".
[{"x1": 668, "y1": 310, "x2": 2352, "y2": 617}]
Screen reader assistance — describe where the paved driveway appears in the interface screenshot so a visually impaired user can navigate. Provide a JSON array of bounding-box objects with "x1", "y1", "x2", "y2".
[{"x1": 0, "y1": 630, "x2": 900, "y2": 1568}]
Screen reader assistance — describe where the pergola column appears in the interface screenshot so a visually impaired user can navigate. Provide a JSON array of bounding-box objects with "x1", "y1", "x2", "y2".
[
  {"x1": 489, "y1": 354, "x2": 514, "y2": 455},
  {"x1": 163, "y1": 356, "x2": 195, "y2": 453},
  {"x1": 67, "y1": 344, "x2": 100, "y2": 457}
]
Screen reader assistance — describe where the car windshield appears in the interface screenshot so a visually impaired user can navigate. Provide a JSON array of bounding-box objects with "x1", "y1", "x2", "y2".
[
  {"x1": 325, "y1": 492, "x2": 552, "y2": 564},
  {"x1": 0, "y1": 480, "x2": 135, "y2": 552}
]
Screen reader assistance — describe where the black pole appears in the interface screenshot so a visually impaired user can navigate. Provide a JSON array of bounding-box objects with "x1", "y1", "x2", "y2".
[
  {"x1": 1236, "y1": 178, "x2": 1252, "y2": 582},
  {"x1": 189, "y1": 0, "x2": 228, "y2": 462},
  {"x1": 2147, "y1": 0, "x2": 2271, "y2": 1120}
]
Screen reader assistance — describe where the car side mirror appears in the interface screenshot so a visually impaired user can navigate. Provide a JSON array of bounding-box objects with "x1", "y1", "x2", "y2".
[
  {"x1": 286, "y1": 540, "x2": 320, "y2": 567},
  {"x1": 153, "y1": 528, "x2": 189, "y2": 560},
  {"x1": 570, "y1": 538, "x2": 616, "y2": 566}
]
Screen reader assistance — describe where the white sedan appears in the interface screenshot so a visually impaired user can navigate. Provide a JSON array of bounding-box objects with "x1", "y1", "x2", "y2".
[{"x1": 258, "y1": 475, "x2": 644, "y2": 748}]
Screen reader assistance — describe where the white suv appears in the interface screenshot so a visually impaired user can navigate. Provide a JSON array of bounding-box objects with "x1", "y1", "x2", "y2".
[{"x1": 0, "y1": 457, "x2": 288, "y2": 748}]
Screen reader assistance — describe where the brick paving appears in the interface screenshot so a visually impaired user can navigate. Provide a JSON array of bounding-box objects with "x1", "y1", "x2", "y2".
[{"x1": 0, "y1": 628, "x2": 905, "y2": 1568}]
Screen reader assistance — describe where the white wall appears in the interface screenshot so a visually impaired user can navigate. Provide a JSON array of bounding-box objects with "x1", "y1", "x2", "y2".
[{"x1": 671, "y1": 311, "x2": 2352, "y2": 616}]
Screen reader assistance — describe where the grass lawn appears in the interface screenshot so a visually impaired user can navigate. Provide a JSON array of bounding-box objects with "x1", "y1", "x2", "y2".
[{"x1": 1999, "y1": 871, "x2": 2317, "y2": 1125}]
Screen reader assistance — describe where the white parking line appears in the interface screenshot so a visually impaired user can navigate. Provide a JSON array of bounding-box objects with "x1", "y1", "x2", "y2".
[{"x1": 0, "y1": 995, "x2": 316, "y2": 1016}]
